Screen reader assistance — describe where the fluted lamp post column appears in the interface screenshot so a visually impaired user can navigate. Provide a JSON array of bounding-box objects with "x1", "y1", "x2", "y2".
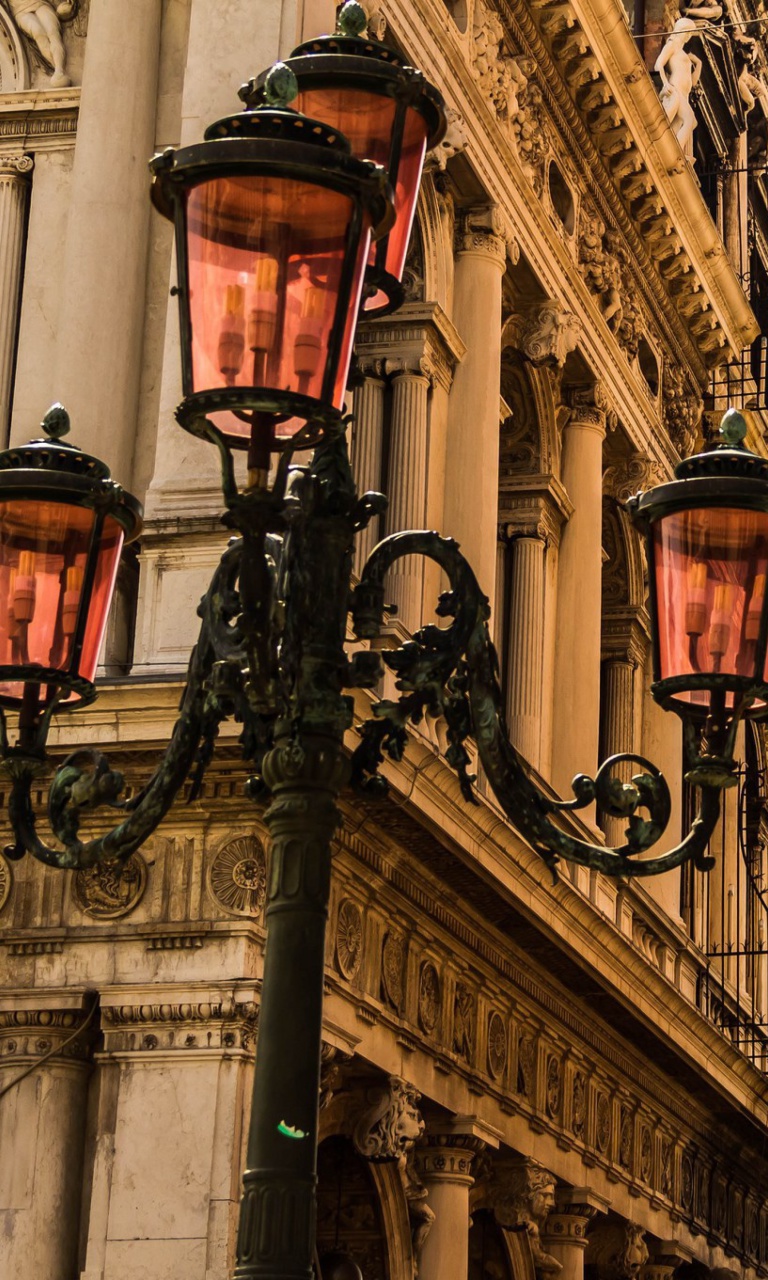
[{"x1": 0, "y1": 154, "x2": 32, "y2": 439}]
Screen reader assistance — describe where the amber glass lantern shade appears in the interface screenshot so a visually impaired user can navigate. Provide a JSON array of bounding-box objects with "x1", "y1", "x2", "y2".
[
  {"x1": 245, "y1": 19, "x2": 446, "y2": 318},
  {"x1": 628, "y1": 411, "x2": 768, "y2": 720},
  {"x1": 0, "y1": 406, "x2": 142, "y2": 722},
  {"x1": 150, "y1": 100, "x2": 392, "y2": 454}
]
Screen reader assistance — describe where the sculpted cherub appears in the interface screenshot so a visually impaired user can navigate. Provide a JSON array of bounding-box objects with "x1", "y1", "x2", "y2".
[{"x1": 4, "y1": 0, "x2": 76, "y2": 88}]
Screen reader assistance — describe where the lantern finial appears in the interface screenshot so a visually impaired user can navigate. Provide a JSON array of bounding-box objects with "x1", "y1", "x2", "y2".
[
  {"x1": 262, "y1": 61, "x2": 299, "y2": 108},
  {"x1": 719, "y1": 407, "x2": 748, "y2": 447},
  {"x1": 337, "y1": 2, "x2": 368, "y2": 37},
  {"x1": 42, "y1": 403, "x2": 70, "y2": 441}
]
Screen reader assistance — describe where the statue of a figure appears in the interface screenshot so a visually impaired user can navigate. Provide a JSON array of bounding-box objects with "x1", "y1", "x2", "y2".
[
  {"x1": 655, "y1": 18, "x2": 702, "y2": 153},
  {"x1": 4, "y1": 0, "x2": 76, "y2": 88}
]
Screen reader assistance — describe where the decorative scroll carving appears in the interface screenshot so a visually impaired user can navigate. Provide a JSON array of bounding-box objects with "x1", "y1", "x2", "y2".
[
  {"x1": 519, "y1": 299, "x2": 581, "y2": 367},
  {"x1": 352, "y1": 1075, "x2": 425, "y2": 1162},
  {"x1": 603, "y1": 452, "x2": 665, "y2": 502},
  {"x1": 417, "y1": 961, "x2": 441, "y2": 1034},
  {"x1": 335, "y1": 898, "x2": 364, "y2": 980},
  {"x1": 487, "y1": 1158, "x2": 562, "y2": 1278},
  {"x1": 209, "y1": 835, "x2": 267, "y2": 917},
  {"x1": 73, "y1": 851, "x2": 147, "y2": 918},
  {"x1": 381, "y1": 931, "x2": 406, "y2": 1012},
  {"x1": 586, "y1": 1221, "x2": 649, "y2": 1280},
  {"x1": 487, "y1": 1010, "x2": 507, "y2": 1078},
  {"x1": 0, "y1": 850, "x2": 10, "y2": 912},
  {"x1": 453, "y1": 982, "x2": 475, "y2": 1062}
]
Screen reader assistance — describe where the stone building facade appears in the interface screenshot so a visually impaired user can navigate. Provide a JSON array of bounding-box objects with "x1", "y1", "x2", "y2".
[{"x1": 1, "y1": 1, "x2": 768, "y2": 1279}]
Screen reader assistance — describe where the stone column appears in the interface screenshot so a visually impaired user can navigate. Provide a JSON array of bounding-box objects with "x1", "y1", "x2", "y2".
[
  {"x1": 444, "y1": 206, "x2": 508, "y2": 615},
  {"x1": 351, "y1": 359, "x2": 386, "y2": 576},
  {"x1": 43, "y1": 0, "x2": 163, "y2": 487},
  {"x1": 0, "y1": 155, "x2": 32, "y2": 442},
  {"x1": 506, "y1": 530, "x2": 547, "y2": 770},
  {"x1": 599, "y1": 646, "x2": 638, "y2": 847},
  {"x1": 417, "y1": 1119, "x2": 499, "y2": 1280},
  {"x1": 551, "y1": 385, "x2": 607, "y2": 804},
  {"x1": 385, "y1": 357, "x2": 431, "y2": 633},
  {"x1": 540, "y1": 1188, "x2": 610, "y2": 1280},
  {"x1": 0, "y1": 996, "x2": 94, "y2": 1280}
]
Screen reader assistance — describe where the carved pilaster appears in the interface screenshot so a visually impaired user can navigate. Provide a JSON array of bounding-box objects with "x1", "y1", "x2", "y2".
[
  {"x1": 0, "y1": 153, "x2": 32, "y2": 439},
  {"x1": 385, "y1": 356, "x2": 431, "y2": 633}
]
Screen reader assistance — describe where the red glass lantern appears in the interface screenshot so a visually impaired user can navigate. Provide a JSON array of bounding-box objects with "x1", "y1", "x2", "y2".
[
  {"x1": 0, "y1": 406, "x2": 142, "y2": 720},
  {"x1": 629, "y1": 410, "x2": 768, "y2": 720},
  {"x1": 150, "y1": 86, "x2": 393, "y2": 461},
  {"x1": 244, "y1": 9, "x2": 446, "y2": 318}
]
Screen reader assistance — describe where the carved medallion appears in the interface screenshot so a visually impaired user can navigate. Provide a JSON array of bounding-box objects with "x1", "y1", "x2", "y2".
[
  {"x1": 417, "y1": 961, "x2": 441, "y2": 1034},
  {"x1": 209, "y1": 835, "x2": 267, "y2": 916},
  {"x1": 0, "y1": 851, "x2": 11, "y2": 913},
  {"x1": 639, "y1": 1126, "x2": 652, "y2": 1183},
  {"x1": 381, "y1": 931, "x2": 405, "y2": 1011},
  {"x1": 595, "y1": 1093, "x2": 611, "y2": 1153},
  {"x1": 335, "y1": 899, "x2": 363, "y2": 980},
  {"x1": 681, "y1": 1152, "x2": 694, "y2": 1211},
  {"x1": 572, "y1": 1071, "x2": 586, "y2": 1138},
  {"x1": 73, "y1": 853, "x2": 147, "y2": 919},
  {"x1": 545, "y1": 1054, "x2": 561, "y2": 1118},
  {"x1": 487, "y1": 1011, "x2": 507, "y2": 1079}
]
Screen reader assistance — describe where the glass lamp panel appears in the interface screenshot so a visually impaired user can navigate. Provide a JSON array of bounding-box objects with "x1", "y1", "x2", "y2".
[
  {"x1": 295, "y1": 89, "x2": 428, "y2": 311},
  {"x1": 77, "y1": 515, "x2": 125, "y2": 683},
  {"x1": 185, "y1": 174, "x2": 371, "y2": 440},
  {"x1": 653, "y1": 506, "x2": 768, "y2": 708}
]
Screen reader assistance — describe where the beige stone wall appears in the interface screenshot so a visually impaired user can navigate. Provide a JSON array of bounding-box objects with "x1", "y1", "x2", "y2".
[{"x1": 0, "y1": 1, "x2": 767, "y2": 1278}]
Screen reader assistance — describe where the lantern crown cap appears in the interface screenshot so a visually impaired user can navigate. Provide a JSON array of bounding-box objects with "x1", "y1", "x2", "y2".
[
  {"x1": 0, "y1": 402, "x2": 112, "y2": 482},
  {"x1": 718, "y1": 407, "x2": 748, "y2": 447},
  {"x1": 337, "y1": 2, "x2": 368, "y2": 37},
  {"x1": 262, "y1": 61, "x2": 298, "y2": 109}
]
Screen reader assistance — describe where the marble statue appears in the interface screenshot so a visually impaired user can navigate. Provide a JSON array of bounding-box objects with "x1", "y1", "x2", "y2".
[
  {"x1": 3, "y1": 0, "x2": 76, "y2": 88},
  {"x1": 655, "y1": 18, "x2": 702, "y2": 153}
]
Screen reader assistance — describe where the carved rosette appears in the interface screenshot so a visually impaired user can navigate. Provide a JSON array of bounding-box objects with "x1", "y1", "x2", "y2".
[
  {"x1": 73, "y1": 852, "x2": 147, "y2": 919},
  {"x1": 335, "y1": 898, "x2": 363, "y2": 980},
  {"x1": 208, "y1": 835, "x2": 267, "y2": 917},
  {"x1": 417, "y1": 961, "x2": 441, "y2": 1034},
  {"x1": 381, "y1": 931, "x2": 406, "y2": 1012},
  {"x1": 487, "y1": 1010, "x2": 507, "y2": 1079},
  {"x1": 0, "y1": 850, "x2": 11, "y2": 913}
]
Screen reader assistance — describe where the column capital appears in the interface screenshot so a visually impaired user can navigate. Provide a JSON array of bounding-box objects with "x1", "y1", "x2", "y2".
[
  {"x1": 356, "y1": 300, "x2": 466, "y2": 393},
  {"x1": 0, "y1": 992, "x2": 95, "y2": 1066},
  {"x1": 542, "y1": 1186, "x2": 611, "y2": 1247},
  {"x1": 641, "y1": 1241, "x2": 695, "y2": 1280},
  {"x1": 0, "y1": 153, "x2": 34, "y2": 180},
  {"x1": 355, "y1": 354, "x2": 385, "y2": 382},
  {"x1": 565, "y1": 382, "x2": 611, "y2": 433},
  {"x1": 455, "y1": 204, "x2": 511, "y2": 270},
  {"x1": 499, "y1": 476, "x2": 574, "y2": 549},
  {"x1": 601, "y1": 609, "x2": 650, "y2": 666},
  {"x1": 384, "y1": 353, "x2": 435, "y2": 385}
]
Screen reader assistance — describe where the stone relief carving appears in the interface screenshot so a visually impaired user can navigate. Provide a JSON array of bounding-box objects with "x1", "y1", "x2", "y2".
[
  {"x1": 353, "y1": 1075, "x2": 425, "y2": 1162},
  {"x1": 417, "y1": 961, "x2": 441, "y2": 1034},
  {"x1": 639, "y1": 1125, "x2": 653, "y2": 1182},
  {"x1": 487, "y1": 1158, "x2": 562, "y2": 1278},
  {"x1": 335, "y1": 898, "x2": 364, "y2": 980},
  {"x1": 517, "y1": 1031, "x2": 536, "y2": 1097},
  {"x1": 660, "y1": 1137, "x2": 674, "y2": 1198},
  {"x1": 453, "y1": 982, "x2": 475, "y2": 1062},
  {"x1": 319, "y1": 1043, "x2": 352, "y2": 1110},
  {"x1": 595, "y1": 1091, "x2": 611, "y2": 1152},
  {"x1": 209, "y1": 834, "x2": 267, "y2": 916},
  {"x1": 471, "y1": 0, "x2": 526, "y2": 121},
  {"x1": 426, "y1": 104, "x2": 468, "y2": 170},
  {"x1": 572, "y1": 1070, "x2": 586, "y2": 1137},
  {"x1": 403, "y1": 1151, "x2": 435, "y2": 1269},
  {"x1": 0, "y1": 849, "x2": 11, "y2": 912},
  {"x1": 655, "y1": 19, "x2": 702, "y2": 155},
  {"x1": 619, "y1": 1107, "x2": 633, "y2": 1169},
  {"x1": 586, "y1": 1221, "x2": 649, "y2": 1280},
  {"x1": 663, "y1": 362, "x2": 703, "y2": 457},
  {"x1": 402, "y1": 221, "x2": 425, "y2": 303},
  {"x1": 519, "y1": 299, "x2": 581, "y2": 367},
  {"x1": 512, "y1": 77, "x2": 550, "y2": 191},
  {"x1": 735, "y1": 32, "x2": 768, "y2": 115},
  {"x1": 603, "y1": 452, "x2": 665, "y2": 503},
  {"x1": 2, "y1": 0, "x2": 80, "y2": 87},
  {"x1": 381, "y1": 930, "x2": 406, "y2": 1012},
  {"x1": 487, "y1": 1010, "x2": 507, "y2": 1078},
  {"x1": 73, "y1": 851, "x2": 147, "y2": 919},
  {"x1": 578, "y1": 208, "x2": 623, "y2": 333},
  {"x1": 545, "y1": 1053, "x2": 562, "y2": 1118}
]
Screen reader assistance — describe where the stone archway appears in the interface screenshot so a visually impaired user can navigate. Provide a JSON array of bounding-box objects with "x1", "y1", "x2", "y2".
[{"x1": 0, "y1": 14, "x2": 29, "y2": 93}]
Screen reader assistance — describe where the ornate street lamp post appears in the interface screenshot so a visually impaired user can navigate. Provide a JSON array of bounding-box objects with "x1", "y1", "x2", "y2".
[{"x1": 1, "y1": 8, "x2": 767, "y2": 1280}]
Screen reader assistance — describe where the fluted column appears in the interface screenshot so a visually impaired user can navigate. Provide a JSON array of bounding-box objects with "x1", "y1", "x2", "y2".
[
  {"x1": 417, "y1": 1121, "x2": 497, "y2": 1280},
  {"x1": 506, "y1": 531, "x2": 546, "y2": 769},
  {"x1": 540, "y1": 1188, "x2": 609, "y2": 1280},
  {"x1": 552, "y1": 385, "x2": 607, "y2": 804},
  {"x1": 599, "y1": 655, "x2": 637, "y2": 847},
  {"x1": 445, "y1": 206, "x2": 507, "y2": 614},
  {"x1": 352, "y1": 360, "x2": 386, "y2": 575},
  {"x1": 0, "y1": 997, "x2": 94, "y2": 1280},
  {"x1": 0, "y1": 155, "x2": 32, "y2": 442},
  {"x1": 43, "y1": 0, "x2": 163, "y2": 486},
  {"x1": 386, "y1": 358, "x2": 431, "y2": 632}
]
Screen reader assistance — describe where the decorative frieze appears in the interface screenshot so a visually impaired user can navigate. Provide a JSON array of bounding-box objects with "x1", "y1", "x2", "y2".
[{"x1": 99, "y1": 993, "x2": 259, "y2": 1055}]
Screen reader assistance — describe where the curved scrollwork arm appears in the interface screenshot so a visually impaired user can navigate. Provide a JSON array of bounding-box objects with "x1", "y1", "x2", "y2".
[
  {"x1": 351, "y1": 531, "x2": 721, "y2": 879},
  {"x1": 3, "y1": 538, "x2": 254, "y2": 870}
]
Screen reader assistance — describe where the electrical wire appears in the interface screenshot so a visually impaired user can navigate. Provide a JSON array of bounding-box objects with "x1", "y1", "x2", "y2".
[
  {"x1": 0, "y1": 995, "x2": 98, "y2": 1101},
  {"x1": 633, "y1": 13, "x2": 768, "y2": 39}
]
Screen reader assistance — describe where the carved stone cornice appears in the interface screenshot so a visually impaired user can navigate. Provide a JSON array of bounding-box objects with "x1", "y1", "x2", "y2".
[
  {"x1": 498, "y1": 473, "x2": 574, "y2": 548},
  {"x1": 601, "y1": 609, "x2": 651, "y2": 666},
  {"x1": 0, "y1": 152, "x2": 33, "y2": 181},
  {"x1": 0, "y1": 88, "x2": 80, "y2": 152},
  {"x1": 356, "y1": 301, "x2": 466, "y2": 393},
  {"x1": 97, "y1": 986, "x2": 259, "y2": 1055},
  {"x1": 0, "y1": 993, "x2": 94, "y2": 1064}
]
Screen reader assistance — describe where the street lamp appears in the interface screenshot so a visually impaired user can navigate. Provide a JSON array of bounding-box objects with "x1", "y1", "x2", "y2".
[{"x1": 0, "y1": 10, "x2": 765, "y2": 1280}]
